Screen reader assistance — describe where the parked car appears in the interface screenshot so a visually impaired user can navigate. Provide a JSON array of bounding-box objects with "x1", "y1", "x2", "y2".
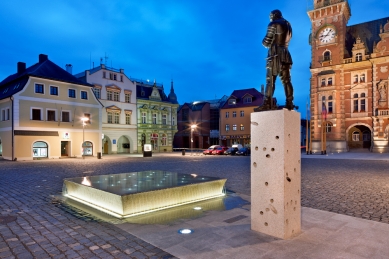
[
  {"x1": 236, "y1": 147, "x2": 251, "y2": 156},
  {"x1": 224, "y1": 147, "x2": 239, "y2": 155},
  {"x1": 203, "y1": 145, "x2": 220, "y2": 155},
  {"x1": 212, "y1": 146, "x2": 229, "y2": 155}
]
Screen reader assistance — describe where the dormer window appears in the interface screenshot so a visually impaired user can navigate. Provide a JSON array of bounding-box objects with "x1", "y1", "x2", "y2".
[
  {"x1": 243, "y1": 97, "x2": 252, "y2": 103},
  {"x1": 356, "y1": 53, "x2": 362, "y2": 62},
  {"x1": 228, "y1": 99, "x2": 236, "y2": 105}
]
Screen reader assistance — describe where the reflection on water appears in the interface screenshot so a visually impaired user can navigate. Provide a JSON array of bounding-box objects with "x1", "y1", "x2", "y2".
[
  {"x1": 65, "y1": 170, "x2": 221, "y2": 196},
  {"x1": 60, "y1": 191, "x2": 249, "y2": 225}
]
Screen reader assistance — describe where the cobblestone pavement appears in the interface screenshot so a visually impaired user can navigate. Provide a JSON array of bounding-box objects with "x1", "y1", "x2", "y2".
[{"x1": 1, "y1": 155, "x2": 389, "y2": 258}]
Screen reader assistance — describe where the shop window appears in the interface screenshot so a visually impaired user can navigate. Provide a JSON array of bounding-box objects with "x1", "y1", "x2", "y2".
[
  {"x1": 82, "y1": 141, "x2": 93, "y2": 156},
  {"x1": 161, "y1": 134, "x2": 167, "y2": 146},
  {"x1": 33, "y1": 141, "x2": 48, "y2": 158}
]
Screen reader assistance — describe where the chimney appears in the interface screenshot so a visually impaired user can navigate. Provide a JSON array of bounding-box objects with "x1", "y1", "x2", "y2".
[
  {"x1": 39, "y1": 54, "x2": 48, "y2": 63},
  {"x1": 17, "y1": 62, "x2": 26, "y2": 74},
  {"x1": 65, "y1": 64, "x2": 73, "y2": 74}
]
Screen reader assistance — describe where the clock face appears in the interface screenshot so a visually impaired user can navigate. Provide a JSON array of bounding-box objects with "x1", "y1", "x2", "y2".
[{"x1": 318, "y1": 27, "x2": 336, "y2": 44}]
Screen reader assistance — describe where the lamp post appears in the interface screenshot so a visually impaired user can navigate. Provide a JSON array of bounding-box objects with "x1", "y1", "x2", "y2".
[
  {"x1": 190, "y1": 124, "x2": 197, "y2": 155},
  {"x1": 81, "y1": 117, "x2": 89, "y2": 159}
]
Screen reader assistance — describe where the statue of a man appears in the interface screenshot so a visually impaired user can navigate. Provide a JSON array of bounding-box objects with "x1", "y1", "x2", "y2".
[{"x1": 255, "y1": 9, "x2": 295, "y2": 111}]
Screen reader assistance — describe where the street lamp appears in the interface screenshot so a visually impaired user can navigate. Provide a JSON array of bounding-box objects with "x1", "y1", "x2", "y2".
[
  {"x1": 81, "y1": 117, "x2": 89, "y2": 159},
  {"x1": 190, "y1": 124, "x2": 197, "y2": 155}
]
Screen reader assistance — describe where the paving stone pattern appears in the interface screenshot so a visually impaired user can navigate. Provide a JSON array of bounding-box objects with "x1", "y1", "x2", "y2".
[{"x1": 0, "y1": 155, "x2": 389, "y2": 258}]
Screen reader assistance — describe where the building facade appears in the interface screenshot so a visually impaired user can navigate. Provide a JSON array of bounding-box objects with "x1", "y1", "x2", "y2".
[
  {"x1": 0, "y1": 54, "x2": 102, "y2": 160},
  {"x1": 308, "y1": 0, "x2": 389, "y2": 153},
  {"x1": 174, "y1": 96, "x2": 227, "y2": 149},
  {"x1": 75, "y1": 64, "x2": 137, "y2": 154},
  {"x1": 220, "y1": 88, "x2": 264, "y2": 147},
  {"x1": 134, "y1": 79, "x2": 178, "y2": 152}
]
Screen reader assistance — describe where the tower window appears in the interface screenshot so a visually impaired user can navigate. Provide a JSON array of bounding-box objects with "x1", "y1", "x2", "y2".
[
  {"x1": 356, "y1": 53, "x2": 362, "y2": 62},
  {"x1": 323, "y1": 51, "x2": 331, "y2": 61}
]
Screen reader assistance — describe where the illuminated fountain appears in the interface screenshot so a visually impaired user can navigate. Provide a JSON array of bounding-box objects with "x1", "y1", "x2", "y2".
[{"x1": 63, "y1": 171, "x2": 227, "y2": 218}]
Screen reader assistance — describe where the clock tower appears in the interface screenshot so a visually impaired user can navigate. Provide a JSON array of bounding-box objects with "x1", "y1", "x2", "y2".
[{"x1": 308, "y1": 0, "x2": 389, "y2": 153}]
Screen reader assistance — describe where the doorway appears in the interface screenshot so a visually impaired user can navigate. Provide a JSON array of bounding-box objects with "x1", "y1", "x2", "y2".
[{"x1": 61, "y1": 141, "x2": 69, "y2": 156}]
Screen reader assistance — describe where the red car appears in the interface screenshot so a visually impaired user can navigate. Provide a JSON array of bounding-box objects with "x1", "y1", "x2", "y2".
[
  {"x1": 211, "y1": 146, "x2": 228, "y2": 155},
  {"x1": 203, "y1": 145, "x2": 220, "y2": 155}
]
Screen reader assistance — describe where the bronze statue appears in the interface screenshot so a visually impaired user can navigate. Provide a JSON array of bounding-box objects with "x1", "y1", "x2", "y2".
[{"x1": 255, "y1": 9, "x2": 296, "y2": 112}]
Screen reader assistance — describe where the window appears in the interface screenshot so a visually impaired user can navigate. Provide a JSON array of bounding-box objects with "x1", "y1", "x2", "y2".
[
  {"x1": 120, "y1": 75, "x2": 123, "y2": 82},
  {"x1": 182, "y1": 109, "x2": 189, "y2": 121},
  {"x1": 107, "y1": 112, "x2": 113, "y2": 123},
  {"x1": 240, "y1": 124, "x2": 244, "y2": 131},
  {"x1": 33, "y1": 141, "x2": 48, "y2": 158},
  {"x1": 81, "y1": 91, "x2": 88, "y2": 100},
  {"x1": 103, "y1": 71, "x2": 106, "y2": 78},
  {"x1": 50, "y1": 86, "x2": 58, "y2": 96},
  {"x1": 114, "y1": 74, "x2": 117, "y2": 80},
  {"x1": 47, "y1": 110, "x2": 55, "y2": 121},
  {"x1": 228, "y1": 99, "x2": 236, "y2": 105},
  {"x1": 225, "y1": 124, "x2": 230, "y2": 131},
  {"x1": 152, "y1": 113, "x2": 157, "y2": 124},
  {"x1": 353, "y1": 94, "x2": 359, "y2": 112},
  {"x1": 125, "y1": 93, "x2": 131, "y2": 103},
  {"x1": 83, "y1": 113, "x2": 91, "y2": 124},
  {"x1": 114, "y1": 113, "x2": 119, "y2": 124},
  {"x1": 68, "y1": 89, "x2": 76, "y2": 98},
  {"x1": 323, "y1": 51, "x2": 331, "y2": 61},
  {"x1": 226, "y1": 112, "x2": 229, "y2": 118},
  {"x1": 126, "y1": 113, "x2": 131, "y2": 125},
  {"x1": 172, "y1": 116, "x2": 175, "y2": 125},
  {"x1": 142, "y1": 112, "x2": 146, "y2": 124},
  {"x1": 361, "y1": 93, "x2": 366, "y2": 111},
  {"x1": 244, "y1": 97, "x2": 252, "y2": 103},
  {"x1": 240, "y1": 111, "x2": 244, "y2": 117},
  {"x1": 356, "y1": 53, "x2": 362, "y2": 62},
  {"x1": 327, "y1": 96, "x2": 333, "y2": 113},
  {"x1": 107, "y1": 90, "x2": 113, "y2": 100},
  {"x1": 62, "y1": 111, "x2": 70, "y2": 122},
  {"x1": 162, "y1": 114, "x2": 167, "y2": 125},
  {"x1": 113, "y1": 92, "x2": 119, "y2": 101},
  {"x1": 161, "y1": 134, "x2": 167, "y2": 146},
  {"x1": 93, "y1": 88, "x2": 101, "y2": 99},
  {"x1": 328, "y1": 77, "x2": 332, "y2": 86},
  {"x1": 354, "y1": 75, "x2": 359, "y2": 84},
  {"x1": 325, "y1": 122, "x2": 332, "y2": 133},
  {"x1": 2, "y1": 108, "x2": 10, "y2": 121},
  {"x1": 32, "y1": 109, "x2": 41, "y2": 120},
  {"x1": 352, "y1": 131, "x2": 360, "y2": 141},
  {"x1": 360, "y1": 74, "x2": 365, "y2": 82},
  {"x1": 321, "y1": 78, "x2": 326, "y2": 86},
  {"x1": 232, "y1": 111, "x2": 236, "y2": 117},
  {"x1": 35, "y1": 84, "x2": 44, "y2": 94},
  {"x1": 233, "y1": 124, "x2": 237, "y2": 131}
]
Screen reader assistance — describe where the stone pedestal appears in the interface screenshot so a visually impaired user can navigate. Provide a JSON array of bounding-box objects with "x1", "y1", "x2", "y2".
[{"x1": 250, "y1": 109, "x2": 301, "y2": 239}]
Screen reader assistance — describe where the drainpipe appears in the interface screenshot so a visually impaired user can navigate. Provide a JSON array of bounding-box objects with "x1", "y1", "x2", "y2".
[
  {"x1": 368, "y1": 58, "x2": 374, "y2": 152},
  {"x1": 10, "y1": 96, "x2": 14, "y2": 161}
]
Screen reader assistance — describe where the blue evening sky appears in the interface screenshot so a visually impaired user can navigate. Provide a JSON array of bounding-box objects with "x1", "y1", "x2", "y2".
[{"x1": 0, "y1": 0, "x2": 388, "y2": 117}]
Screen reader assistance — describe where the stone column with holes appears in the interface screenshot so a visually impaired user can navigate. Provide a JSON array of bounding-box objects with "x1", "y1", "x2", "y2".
[{"x1": 250, "y1": 109, "x2": 301, "y2": 239}]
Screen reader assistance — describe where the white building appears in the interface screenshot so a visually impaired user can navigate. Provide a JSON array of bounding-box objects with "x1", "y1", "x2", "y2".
[{"x1": 75, "y1": 64, "x2": 137, "y2": 154}]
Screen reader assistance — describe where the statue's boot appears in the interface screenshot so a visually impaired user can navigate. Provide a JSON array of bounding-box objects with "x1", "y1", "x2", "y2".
[{"x1": 254, "y1": 98, "x2": 272, "y2": 112}]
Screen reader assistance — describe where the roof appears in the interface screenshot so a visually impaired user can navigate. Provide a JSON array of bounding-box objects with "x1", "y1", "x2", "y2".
[
  {"x1": 136, "y1": 82, "x2": 173, "y2": 104},
  {"x1": 345, "y1": 17, "x2": 389, "y2": 58},
  {"x1": 221, "y1": 88, "x2": 264, "y2": 109},
  {"x1": 0, "y1": 54, "x2": 93, "y2": 100},
  {"x1": 177, "y1": 96, "x2": 229, "y2": 112}
]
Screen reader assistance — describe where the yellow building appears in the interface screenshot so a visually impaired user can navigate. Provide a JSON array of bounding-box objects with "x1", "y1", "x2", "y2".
[{"x1": 0, "y1": 54, "x2": 102, "y2": 160}]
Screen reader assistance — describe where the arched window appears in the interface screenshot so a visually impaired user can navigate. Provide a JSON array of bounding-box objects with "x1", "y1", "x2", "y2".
[
  {"x1": 322, "y1": 96, "x2": 326, "y2": 102},
  {"x1": 33, "y1": 141, "x2": 48, "y2": 158},
  {"x1": 325, "y1": 122, "x2": 332, "y2": 133},
  {"x1": 352, "y1": 131, "x2": 360, "y2": 141},
  {"x1": 360, "y1": 74, "x2": 365, "y2": 82},
  {"x1": 360, "y1": 93, "x2": 366, "y2": 111},
  {"x1": 82, "y1": 141, "x2": 93, "y2": 156},
  {"x1": 328, "y1": 96, "x2": 333, "y2": 113},
  {"x1": 353, "y1": 94, "x2": 359, "y2": 112},
  {"x1": 328, "y1": 77, "x2": 333, "y2": 86},
  {"x1": 356, "y1": 53, "x2": 362, "y2": 62},
  {"x1": 321, "y1": 78, "x2": 326, "y2": 86},
  {"x1": 323, "y1": 51, "x2": 331, "y2": 61},
  {"x1": 161, "y1": 134, "x2": 167, "y2": 146}
]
